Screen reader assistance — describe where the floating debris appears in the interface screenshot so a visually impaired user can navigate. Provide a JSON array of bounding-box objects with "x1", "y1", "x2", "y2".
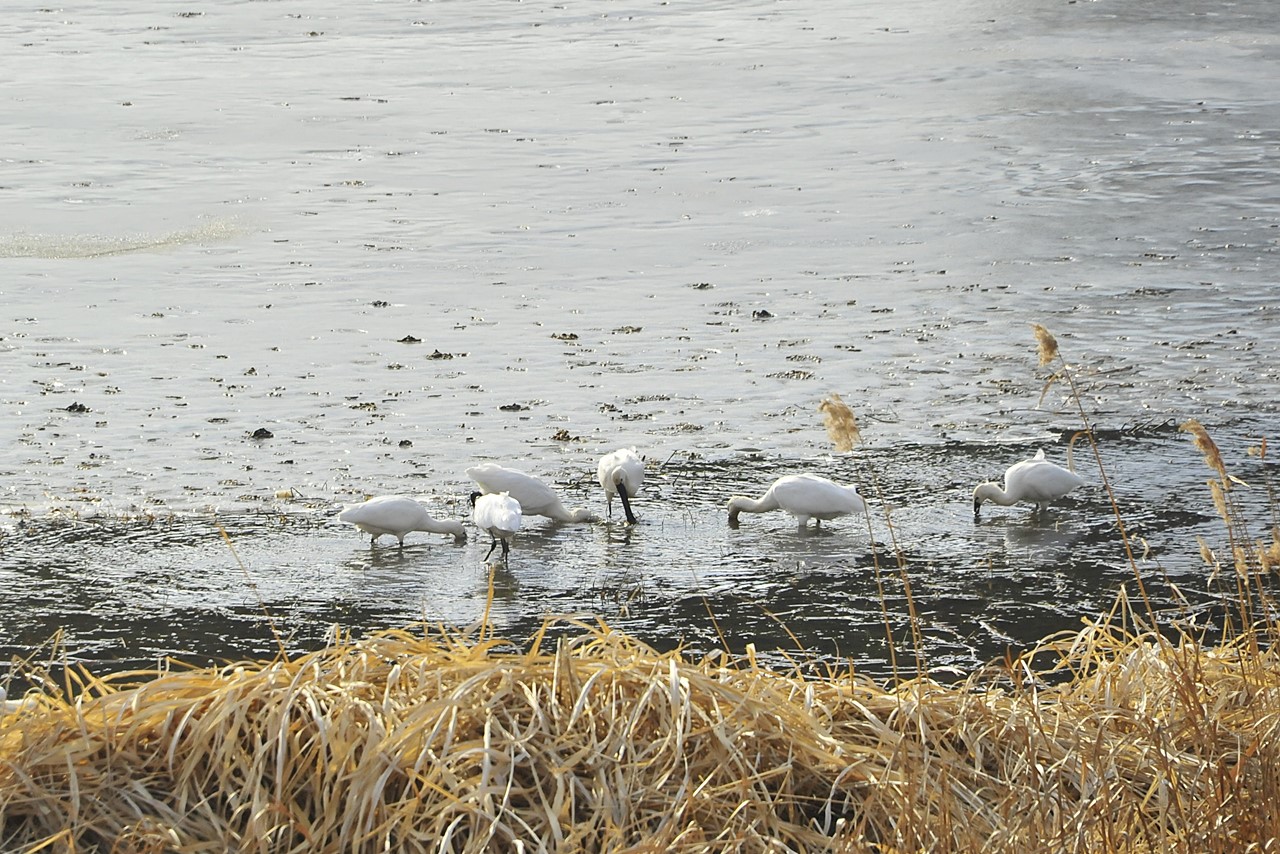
[
  {"x1": 499, "y1": 403, "x2": 530, "y2": 412},
  {"x1": 250, "y1": 428, "x2": 273, "y2": 440},
  {"x1": 752, "y1": 309, "x2": 774, "y2": 320},
  {"x1": 64, "y1": 402, "x2": 90, "y2": 413},
  {"x1": 551, "y1": 332, "x2": 579, "y2": 341},
  {"x1": 398, "y1": 335, "x2": 421, "y2": 344}
]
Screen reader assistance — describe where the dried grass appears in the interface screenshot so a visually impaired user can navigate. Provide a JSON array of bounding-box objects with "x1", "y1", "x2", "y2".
[
  {"x1": 819, "y1": 395, "x2": 863, "y2": 453},
  {"x1": 3, "y1": 602, "x2": 1278, "y2": 853},
  {"x1": 1031, "y1": 323, "x2": 1059, "y2": 367}
]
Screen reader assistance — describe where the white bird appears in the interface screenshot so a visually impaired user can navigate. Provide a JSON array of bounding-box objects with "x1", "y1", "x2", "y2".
[
  {"x1": 466, "y1": 463, "x2": 595, "y2": 523},
  {"x1": 338, "y1": 495, "x2": 466, "y2": 546},
  {"x1": 972, "y1": 449, "x2": 1085, "y2": 517},
  {"x1": 471, "y1": 491, "x2": 521, "y2": 561},
  {"x1": 727, "y1": 474, "x2": 867, "y2": 530},
  {"x1": 597, "y1": 448, "x2": 644, "y2": 524}
]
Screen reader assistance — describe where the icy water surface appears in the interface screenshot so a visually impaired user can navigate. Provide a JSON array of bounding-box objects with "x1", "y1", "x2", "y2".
[{"x1": 2, "y1": 0, "x2": 1278, "y2": 683}]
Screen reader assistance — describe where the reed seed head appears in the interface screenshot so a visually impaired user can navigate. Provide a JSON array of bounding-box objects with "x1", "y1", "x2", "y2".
[
  {"x1": 1198, "y1": 536, "x2": 1216, "y2": 567},
  {"x1": 819, "y1": 393, "x2": 862, "y2": 452},
  {"x1": 1031, "y1": 323, "x2": 1059, "y2": 366},
  {"x1": 1180, "y1": 418, "x2": 1228, "y2": 481}
]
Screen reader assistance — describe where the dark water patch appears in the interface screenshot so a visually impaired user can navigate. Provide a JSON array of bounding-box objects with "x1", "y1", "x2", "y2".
[
  {"x1": 5, "y1": 440, "x2": 1254, "y2": 686},
  {"x1": 7, "y1": 432, "x2": 1272, "y2": 694}
]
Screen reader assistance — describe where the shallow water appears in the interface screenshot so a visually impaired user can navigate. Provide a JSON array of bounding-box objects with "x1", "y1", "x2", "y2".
[{"x1": 2, "y1": 0, "x2": 1278, "y2": 684}]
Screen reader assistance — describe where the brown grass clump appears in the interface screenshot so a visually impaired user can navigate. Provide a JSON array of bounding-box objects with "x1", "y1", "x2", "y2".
[
  {"x1": 819, "y1": 394, "x2": 863, "y2": 453},
  {"x1": 1182, "y1": 418, "x2": 1228, "y2": 484},
  {"x1": 3, "y1": 607, "x2": 1279, "y2": 853},
  {"x1": 1031, "y1": 323, "x2": 1059, "y2": 367}
]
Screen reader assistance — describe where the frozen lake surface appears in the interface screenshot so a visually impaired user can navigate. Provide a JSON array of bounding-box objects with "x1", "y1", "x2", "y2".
[{"x1": 2, "y1": 0, "x2": 1278, "y2": 682}]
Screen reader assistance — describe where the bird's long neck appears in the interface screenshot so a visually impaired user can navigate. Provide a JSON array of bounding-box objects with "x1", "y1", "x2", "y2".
[
  {"x1": 547, "y1": 500, "x2": 592, "y2": 523},
  {"x1": 421, "y1": 519, "x2": 466, "y2": 540},
  {"x1": 1067, "y1": 430, "x2": 1087, "y2": 474},
  {"x1": 977, "y1": 483, "x2": 1019, "y2": 507},
  {"x1": 728, "y1": 495, "x2": 779, "y2": 519}
]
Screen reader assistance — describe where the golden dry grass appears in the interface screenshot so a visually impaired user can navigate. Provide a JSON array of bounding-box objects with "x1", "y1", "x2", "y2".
[
  {"x1": 1031, "y1": 323, "x2": 1060, "y2": 367},
  {"x1": 2, "y1": 601, "x2": 1278, "y2": 853},
  {"x1": 819, "y1": 394, "x2": 863, "y2": 453}
]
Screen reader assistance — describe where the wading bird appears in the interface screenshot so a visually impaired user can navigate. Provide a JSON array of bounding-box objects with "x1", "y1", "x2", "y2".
[
  {"x1": 466, "y1": 463, "x2": 595, "y2": 523},
  {"x1": 471, "y1": 491, "x2": 521, "y2": 561},
  {"x1": 339, "y1": 495, "x2": 466, "y2": 546},
  {"x1": 597, "y1": 447, "x2": 644, "y2": 524},
  {"x1": 727, "y1": 474, "x2": 867, "y2": 530},
  {"x1": 972, "y1": 449, "x2": 1085, "y2": 517}
]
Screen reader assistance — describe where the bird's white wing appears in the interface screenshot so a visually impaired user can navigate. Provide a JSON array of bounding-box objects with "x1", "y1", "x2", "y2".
[
  {"x1": 476, "y1": 493, "x2": 522, "y2": 533},
  {"x1": 340, "y1": 496, "x2": 424, "y2": 529},
  {"x1": 1012, "y1": 459, "x2": 1085, "y2": 501},
  {"x1": 468, "y1": 464, "x2": 557, "y2": 510},
  {"x1": 772, "y1": 475, "x2": 859, "y2": 516}
]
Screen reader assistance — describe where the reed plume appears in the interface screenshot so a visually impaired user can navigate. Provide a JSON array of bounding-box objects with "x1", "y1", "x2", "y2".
[
  {"x1": 1031, "y1": 322, "x2": 1059, "y2": 366},
  {"x1": 819, "y1": 393, "x2": 862, "y2": 452},
  {"x1": 1181, "y1": 418, "x2": 1228, "y2": 483}
]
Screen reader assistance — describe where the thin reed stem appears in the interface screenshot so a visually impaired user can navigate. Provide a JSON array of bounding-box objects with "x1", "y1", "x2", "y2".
[{"x1": 1031, "y1": 325, "x2": 1157, "y2": 631}]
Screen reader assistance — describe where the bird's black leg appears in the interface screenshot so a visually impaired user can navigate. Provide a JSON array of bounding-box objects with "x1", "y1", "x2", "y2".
[
  {"x1": 618, "y1": 483, "x2": 637, "y2": 525},
  {"x1": 500, "y1": 538, "x2": 510, "y2": 561},
  {"x1": 484, "y1": 537, "x2": 498, "y2": 561}
]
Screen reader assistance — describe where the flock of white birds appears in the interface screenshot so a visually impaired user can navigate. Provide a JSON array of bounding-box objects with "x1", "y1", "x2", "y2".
[{"x1": 338, "y1": 447, "x2": 1086, "y2": 561}]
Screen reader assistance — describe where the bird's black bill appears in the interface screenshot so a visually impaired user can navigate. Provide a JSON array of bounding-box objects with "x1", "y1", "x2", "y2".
[
  {"x1": 973, "y1": 497, "x2": 982, "y2": 519},
  {"x1": 618, "y1": 483, "x2": 637, "y2": 525}
]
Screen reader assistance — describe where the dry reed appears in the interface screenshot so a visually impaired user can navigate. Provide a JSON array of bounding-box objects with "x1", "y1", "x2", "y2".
[
  {"x1": 819, "y1": 394, "x2": 863, "y2": 453},
  {"x1": 3, "y1": 597, "x2": 1278, "y2": 853}
]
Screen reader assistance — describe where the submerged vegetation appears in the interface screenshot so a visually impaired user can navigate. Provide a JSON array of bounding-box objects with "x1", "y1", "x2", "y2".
[{"x1": 2, "y1": 327, "x2": 1278, "y2": 852}]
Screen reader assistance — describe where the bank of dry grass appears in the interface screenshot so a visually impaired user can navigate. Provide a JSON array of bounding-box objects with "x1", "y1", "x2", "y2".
[{"x1": 1, "y1": 594, "x2": 1278, "y2": 853}]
